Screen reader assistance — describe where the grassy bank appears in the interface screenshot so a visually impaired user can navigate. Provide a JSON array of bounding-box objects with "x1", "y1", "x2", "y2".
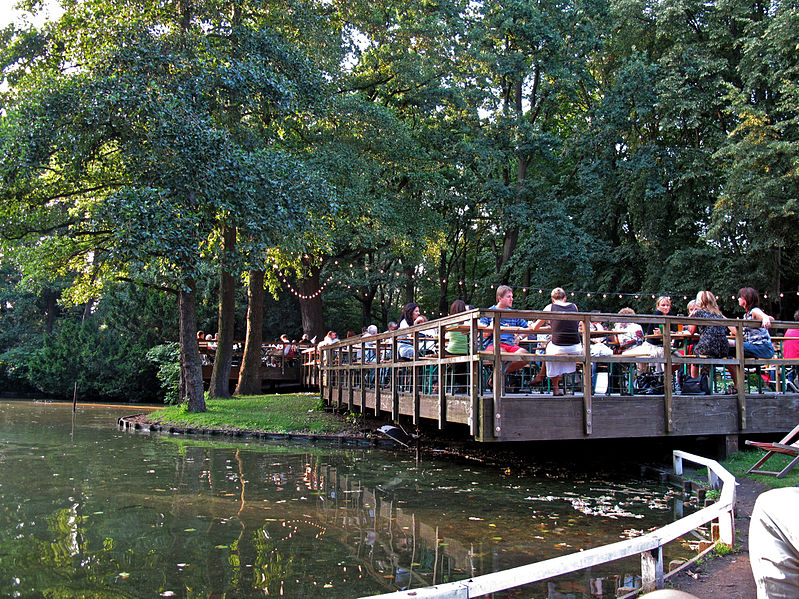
[
  {"x1": 716, "y1": 449, "x2": 799, "y2": 488},
  {"x1": 148, "y1": 393, "x2": 353, "y2": 435}
]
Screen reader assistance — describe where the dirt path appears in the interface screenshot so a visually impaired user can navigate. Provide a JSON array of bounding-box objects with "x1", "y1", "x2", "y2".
[{"x1": 669, "y1": 477, "x2": 769, "y2": 598}]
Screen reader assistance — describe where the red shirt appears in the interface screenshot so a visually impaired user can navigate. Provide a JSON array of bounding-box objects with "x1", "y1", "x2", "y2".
[{"x1": 783, "y1": 328, "x2": 799, "y2": 359}]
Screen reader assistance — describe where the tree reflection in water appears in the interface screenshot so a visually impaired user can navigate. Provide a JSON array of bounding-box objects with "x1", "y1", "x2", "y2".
[{"x1": 0, "y1": 401, "x2": 689, "y2": 598}]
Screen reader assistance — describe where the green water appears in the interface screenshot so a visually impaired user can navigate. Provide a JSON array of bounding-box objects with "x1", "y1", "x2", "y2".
[{"x1": 0, "y1": 400, "x2": 693, "y2": 598}]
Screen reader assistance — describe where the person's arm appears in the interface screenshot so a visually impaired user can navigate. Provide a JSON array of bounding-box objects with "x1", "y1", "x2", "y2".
[
  {"x1": 750, "y1": 307, "x2": 774, "y2": 329},
  {"x1": 530, "y1": 305, "x2": 552, "y2": 330}
]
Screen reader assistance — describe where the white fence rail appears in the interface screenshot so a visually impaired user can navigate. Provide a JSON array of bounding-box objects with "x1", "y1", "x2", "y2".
[{"x1": 359, "y1": 450, "x2": 736, "y2": 599}]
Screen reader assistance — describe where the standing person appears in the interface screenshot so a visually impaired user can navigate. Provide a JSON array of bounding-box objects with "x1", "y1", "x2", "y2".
[
  {"x1": 532, "y1": 288, "x2": 582, "y2": 396},
  {"x1": 478, "y1": 285, "x2": 530, "y2": 375},
  {"x1": 685, "y1": 290, "x2": 729, "y2": 381},
  {"x1": 318, "y1": 330, "x2": 338, "y2": 346},
  {"x1": 732, "y1": 287, "x2": 775, "y2": 359}
]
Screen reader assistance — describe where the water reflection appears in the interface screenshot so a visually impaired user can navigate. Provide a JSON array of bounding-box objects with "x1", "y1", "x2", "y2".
[{"x1": 0, "y1": 401, "x2": 695, "y2": 598}]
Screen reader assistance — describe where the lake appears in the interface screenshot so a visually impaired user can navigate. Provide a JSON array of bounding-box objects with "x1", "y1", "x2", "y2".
[{"x1": 0, "y1": 399, "x2": 695, "y2": 598}]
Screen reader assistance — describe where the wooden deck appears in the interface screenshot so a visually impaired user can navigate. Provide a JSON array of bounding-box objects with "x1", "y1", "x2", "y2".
[
  {"x1": 199, "y1": 342, "x2": 304, "y2": 391},
  {"x1": 318, "y1": 309, "x2": 799, "y2": 442}
]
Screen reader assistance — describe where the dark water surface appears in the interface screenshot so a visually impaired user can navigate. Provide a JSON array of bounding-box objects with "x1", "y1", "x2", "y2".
[{"x1": 0, "y1": 400, "x2": 694, "y2": 598}]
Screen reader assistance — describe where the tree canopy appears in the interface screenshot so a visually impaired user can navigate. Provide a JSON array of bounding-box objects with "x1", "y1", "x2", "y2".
[{"x1": 2, "y1": 0, "x2": 798, "y2": 403}]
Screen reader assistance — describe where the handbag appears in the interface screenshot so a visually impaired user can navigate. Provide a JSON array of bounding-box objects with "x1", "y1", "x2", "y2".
[
  {"x1": 633, "y1": 373, "x2": 664, "y2": 395},
  {"x1": 680, "y1": 373, "x2": 710, "y2": 395}
]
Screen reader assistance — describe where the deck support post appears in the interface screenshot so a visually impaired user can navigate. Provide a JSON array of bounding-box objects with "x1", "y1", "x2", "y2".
[
  {"x1": 734, "y1": 324, "x2": 747, "y2": 429},
  {"x1": 641, "y1": 546, "x2": 664, "y2": 592},
  {"x1": 438, "y1": 322, "x2": 446, "y2": 430},
  {"x1": 663, "y1": 325, "x2": 674, "y2": 432},
  {"x1": 469, "y1": 316, "x2": 479, "y2": 437},
  {"x1": 492, "y1": 316, "x2": 502, "y2": 438},
  {"x1": 582, "y1": 316, "x2": 593, "y2": 435}
]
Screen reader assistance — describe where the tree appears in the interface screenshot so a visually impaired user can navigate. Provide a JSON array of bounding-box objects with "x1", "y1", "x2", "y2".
[{"x1": 0, "y1": 0, "x2": 335, "y2": 408}]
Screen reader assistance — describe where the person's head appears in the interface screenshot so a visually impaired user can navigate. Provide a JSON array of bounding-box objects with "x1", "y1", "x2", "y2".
[
  {"x1": 388, "y1": 321, "x2": 398, "y2": 331},
  {"x1": 695, "y1": 290, "x2": 722, "y2": 315},
  {"x1": 366, "y1": 324, "x2": 378, "y2": 335},
  {"x1": 197, "y1": 330, "x2": 205, "y2": 339},
  {"x1": 496, "y1": 285, "x2": 514, "y2": 309},
  {"x1": 794, "y1": 309, "x2": 799, "y2": 322},
  {"x1": 327, "y1": 330, "x2": 337, "y2": 340},
  {"x1": 449, "y1": 299, "x2": 467, "y2": 315},
  {"x1": 551, "y1": 287, "x2": 567, "y2": 301},
  {"x1": 656, "y1": 296, "x2": 671, "y2": 314},
  {"x1": 687, "y1": 299, "x2": 697, "y2": 314},
  {"x1": 280, "y1": 333, "x2": 290, "y2": 342},
  {"x1": 738, "y1": 287, "x2": 760, "y2": 311},
  {"x1": 619, "y1": 307, "x2": 636, "y2": 316},
  {"x1": 401, "y1": 302, "x2": 420, "y2": 325},
  {"x1": 205, "y1": 334, "x2": 213, "y2": 341}
]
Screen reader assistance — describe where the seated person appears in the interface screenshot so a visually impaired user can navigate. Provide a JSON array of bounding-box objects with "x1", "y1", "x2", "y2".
[
  {"x1": 445, "y1": 300, "x2": 470, "y2": 392},
  {"x1": 637, "y1": 296, "x2": 676, "y2": 373},
  {"x1": 784, "y1": 309, "x2": 799, "y2": 389},
  {"x1": 531, "y1": 287, "x2": 582, "y2": 396},
  {"x1": 732, "y1": 287, "x2": 775, "y2": 359},
  {"x1": 478, "y1": 285, "x2": 529, "y2": 375},
  {"x1": 613, "y1": 307, "x2": 644, "y2": 352},
  {"x1": 398, "y1": 302, "x2": 422, "y2": 359},
  {"x1": 685, "y1": 290, "x2": 730, "y2": 382}
]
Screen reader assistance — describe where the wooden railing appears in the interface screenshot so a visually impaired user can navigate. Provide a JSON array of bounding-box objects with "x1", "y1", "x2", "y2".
[
  {"x1": 357, "y1": 450, "x2": 736, "y2": 599},
  {"x1": 317, "y1": 309, "x2": 799, "y2": 439}
]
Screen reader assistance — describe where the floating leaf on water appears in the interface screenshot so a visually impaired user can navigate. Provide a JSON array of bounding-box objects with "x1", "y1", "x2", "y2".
[
  {"x1": 118, "y1": 572, "x2": 130, "y2": 579},
  {"x1": 160, "y1": 592, "x2": 176, "y2": 597},
  {"x1": 214, "y1": 545, "x2": 228, "y2": 549},
  {"x1": 468, "y1": 517, "x2": 483, "y2": 521},
  {"x1": 184, "y1": 528, "x2": 196, "y2": 532},
  {"x1": 488, "y1": 524, "x2": 496, "y2": 527},
  {"x1": 492, "y1": 537, "x2": 503, "y2": 541}
]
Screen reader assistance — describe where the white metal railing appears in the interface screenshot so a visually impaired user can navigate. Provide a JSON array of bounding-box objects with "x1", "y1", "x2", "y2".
[{"x1": 358, "y1": 450, "x2": 736, "y2": 599}]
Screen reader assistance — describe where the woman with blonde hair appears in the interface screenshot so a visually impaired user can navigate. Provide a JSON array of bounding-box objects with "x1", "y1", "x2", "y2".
[{"x1": 685, "y1": 290, "x2": 729, "y2": 383}]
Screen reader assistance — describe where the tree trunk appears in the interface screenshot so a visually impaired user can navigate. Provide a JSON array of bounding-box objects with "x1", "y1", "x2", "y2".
[
  {"x1": 298, "y1": 264, "x2": 325, "y2": 341},
  {"x1": 209, "y1": 225, "x2": 236, "y2": 398},
  {"x1": 404, "y1": 264, "x2": 415, "y2": 304},
  {"x1": 438, "y1": 248, "x2": 449, "y2": 316},
  {"x1": 179, "y1": 281, "x2": 206, "y2": 412},
  {"x1": 235, "y1": 269, "x2": 264, "y2": 396}
]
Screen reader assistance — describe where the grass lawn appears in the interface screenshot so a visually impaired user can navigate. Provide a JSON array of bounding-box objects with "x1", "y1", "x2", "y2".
[
  {"x1": 717, "y1": 449, "x2": 799, "y2": 488},
  {"x1": 149, "y1": 393, "x2": 353, "y2": 435}
]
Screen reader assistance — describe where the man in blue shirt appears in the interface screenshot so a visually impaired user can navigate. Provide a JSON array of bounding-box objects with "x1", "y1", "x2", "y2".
[{"x1": 479, "y1": 285, "x2": 530, "y2": 375}]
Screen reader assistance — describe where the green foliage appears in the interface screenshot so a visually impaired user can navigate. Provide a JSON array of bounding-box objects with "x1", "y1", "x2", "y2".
[
  {"x1": 27, "y1": 318, "x2": 159, "y2": 402},
  {"x1": 146, "y1": 343, "x2": 181, "y2": 405}
]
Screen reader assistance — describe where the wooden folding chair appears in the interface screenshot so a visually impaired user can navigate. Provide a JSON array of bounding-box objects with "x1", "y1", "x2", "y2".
[{"x1": 745, "y1": 423, "x2": 799, "y2": 478}]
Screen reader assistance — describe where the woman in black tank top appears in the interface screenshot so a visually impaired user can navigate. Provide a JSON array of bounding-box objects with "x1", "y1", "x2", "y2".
[{"x1": 531, "y1": 288, "x2": 583, "y2": 396}]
